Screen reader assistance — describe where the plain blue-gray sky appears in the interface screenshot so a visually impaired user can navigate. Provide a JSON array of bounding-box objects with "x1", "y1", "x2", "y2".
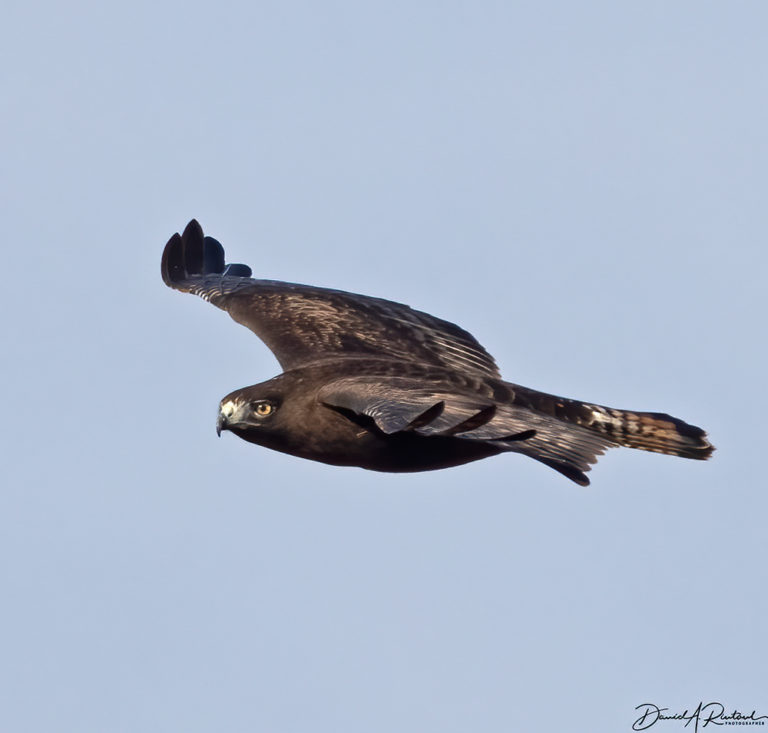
[{"x1": 2, "y1": 1, "x2": 766, "y2": 731}]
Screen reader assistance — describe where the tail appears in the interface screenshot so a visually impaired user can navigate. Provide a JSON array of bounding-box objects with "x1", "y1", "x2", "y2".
[
  {"x1": 584, "y1": 405, "x2": 714, "y2": 459},
  {"x1": 513, "y1": 386, "x2": 714, "y2": 461},
  {"x1": 501, "y1": 386, "x2": 714, "y2": 485}
]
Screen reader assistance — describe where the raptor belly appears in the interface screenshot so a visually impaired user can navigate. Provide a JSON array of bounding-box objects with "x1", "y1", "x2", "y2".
[
  {"x1": 229, "y1": 414, "x2": 500, "y2": 472},
  {"x1": 311, "y1": 427, "x2": 503, "y2": 473}
]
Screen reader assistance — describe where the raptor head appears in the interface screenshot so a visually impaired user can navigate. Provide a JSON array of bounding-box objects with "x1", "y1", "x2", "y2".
[{"x1": 216, "y1": 383, "x2": 285, "y2": 439}]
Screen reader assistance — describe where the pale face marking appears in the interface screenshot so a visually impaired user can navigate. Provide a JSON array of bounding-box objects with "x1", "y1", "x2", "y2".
[{"x1": 220, "y1": 400, "x2": 238, "y2": 419}]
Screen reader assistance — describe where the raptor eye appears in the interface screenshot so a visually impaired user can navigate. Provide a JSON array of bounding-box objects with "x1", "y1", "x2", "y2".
[{"x1": 253, "y1": 401, "x2": 275, "y2": 417}]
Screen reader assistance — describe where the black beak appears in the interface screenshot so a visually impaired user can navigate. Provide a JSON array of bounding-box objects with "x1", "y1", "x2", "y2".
[{"x1": 216, "y1": 413, "x2": 227, "y2": 437}]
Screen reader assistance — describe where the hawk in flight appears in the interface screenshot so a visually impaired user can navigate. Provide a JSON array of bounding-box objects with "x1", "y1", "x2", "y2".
[{"x1": 162, "y1": 220, "x2": 713, "y2": 485}]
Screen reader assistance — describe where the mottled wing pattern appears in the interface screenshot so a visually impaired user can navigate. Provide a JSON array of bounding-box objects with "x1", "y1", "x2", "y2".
[
  {"x1": 162, "y1": 220, "x2": 500, "y2": 376},
  {"x1": 319, "y1": 376, "x2": 615, "y2": 485}
]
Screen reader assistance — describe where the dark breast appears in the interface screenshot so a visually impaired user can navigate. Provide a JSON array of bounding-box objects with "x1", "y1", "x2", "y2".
[{"x1": 301, "y1": 393, "x2": 503, "y2": 472}]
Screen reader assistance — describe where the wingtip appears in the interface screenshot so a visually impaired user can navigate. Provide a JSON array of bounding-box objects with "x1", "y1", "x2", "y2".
[
  {"x1": 162, "y1": 219, "x2": 206, "y2": 288},
  {"x1": 534, "y1": 456, "x2": 592, "y2": 486},
  {"x1": 161, "y1": 231, "x2": 183, "y2": 286},
  {"x1": 161, "y1": 219, "x2": 250, "y2": 292},
  {"x1": 182, "y1": 219, "x2": 203, "y2": 243}
]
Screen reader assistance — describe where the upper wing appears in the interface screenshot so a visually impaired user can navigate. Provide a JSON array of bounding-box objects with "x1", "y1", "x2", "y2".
[
  {"x1": 318, "y1": 375, "x2": 614, "y2": 485},
  {"x1": 162, "y1": 220, "x2": 501, "y2": 376}
]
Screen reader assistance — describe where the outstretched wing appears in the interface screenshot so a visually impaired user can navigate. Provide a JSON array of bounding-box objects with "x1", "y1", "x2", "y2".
[
  {"x1": 318, "y1": 375, "x2": 615, "y2": 485},
  {"x1": 162, "y1": 220, "x2": 500, "y2": 376}
]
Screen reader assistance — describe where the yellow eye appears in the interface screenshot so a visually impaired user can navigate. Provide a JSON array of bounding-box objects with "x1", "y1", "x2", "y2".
[{"x1": 254, "y1": 402, "x2": 274, "y2": 417}]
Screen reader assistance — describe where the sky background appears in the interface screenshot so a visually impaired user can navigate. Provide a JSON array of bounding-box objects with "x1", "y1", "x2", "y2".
[{"x1": 2, "y1": 1, "x2": 766, "y2": 731}]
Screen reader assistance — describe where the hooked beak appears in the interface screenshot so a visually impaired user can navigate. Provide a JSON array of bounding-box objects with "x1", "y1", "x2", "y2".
[{"x1": 217, "y1": 400, "x2": 241, "y2": 437}]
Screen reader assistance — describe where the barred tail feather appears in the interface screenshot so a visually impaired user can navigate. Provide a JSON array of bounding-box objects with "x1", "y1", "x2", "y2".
[
  {"x1": 507, "y1": 386, "x2": 714, "y2": 484},
  {"x1": 586, "y1": 406, "x2": 714, "y2": 459}
]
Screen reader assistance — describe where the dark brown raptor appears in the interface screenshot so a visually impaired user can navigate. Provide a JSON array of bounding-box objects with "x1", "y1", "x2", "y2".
[{"x1": 162, "y1": 220, "x2": 714, "y2": 485}]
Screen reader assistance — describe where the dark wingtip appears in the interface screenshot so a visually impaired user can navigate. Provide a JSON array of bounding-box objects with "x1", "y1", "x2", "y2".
[
  {"x1": 182, "y1": 219, "x2": 203, "y2": 243},
  {"x1": 505, "y1": 429, "x2": 537, "y2": 442},
  {"x1": 161, "y1": 220, "x2": 239, "y2": 290},
  {"x1": 224, "y1": 263, "x2": 253, "y2": 277},
  {"x1": 408, "y1": 401, "x2": 446, "y2": 430},
  {"x1": 181, "y1": 219, "x2": 205, "y2": 275},
  {"x1": 534, "y1": 456, "x2": 591, "y2": 486},
  {"x1": 161, "y1": 231, "x2": 183, "y2": 286}
]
